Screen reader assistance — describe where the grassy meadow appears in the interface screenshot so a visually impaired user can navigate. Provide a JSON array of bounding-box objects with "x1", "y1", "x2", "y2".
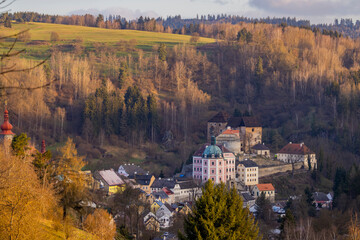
[{"x1": 0, "y1": 22, "x2": 215, "y2": 57}]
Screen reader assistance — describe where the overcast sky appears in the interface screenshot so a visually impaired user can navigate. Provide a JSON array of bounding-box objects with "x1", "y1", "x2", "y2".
[{"x1": 8, "y1": 0, "x2": 360, "y2": 24}]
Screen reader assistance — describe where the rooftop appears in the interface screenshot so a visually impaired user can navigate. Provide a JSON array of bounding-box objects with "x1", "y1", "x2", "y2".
[
  {"x1": 278, "y1": 142, "x2": 314, "y2": 155},
  {"x1": 134, "y1": 174, "x2": 153, "y2": 185},
  {"x1": 151, "y1": 179, "x2": 176, "y2": 189},
  {"x1": 241, "y1": 192, "x2": 255, "y2": 202},
  {"x1": 118, "y1": 164, "x2": 147, "y2": 177},
  {"x1": 194, "y1": 143, "x2": 232, "y2": 157},
  {"x1": 98, "y1": 169, "x2": 124, "y2": 186},
  {"x1": 221, "y1": 128, "x2": 240, "y2": 135},
  {"x1": 257, "y1": 183, "x2": 275, "y2": 191},
  {"x1": 313, "y1": 192, "x2": 331, "y2": 202},
  {"x1": 252, "y1": 143, "x2": 270, "y2": 151},
  {"x1": 227, "y1": 117, "x2": 242, "y2": 128},
  {"x1": 208, "y1": 111, "x2": 230, "y2": 123},
  {"x1": 177, "y1": 181, "x2": 199, "y2": 189},
  {"x1": 240, "y1": 116, "x2": 261, "y2": 127},
  {"x1": 238, "y1": 160, "x2": 258, "y2": 168}
]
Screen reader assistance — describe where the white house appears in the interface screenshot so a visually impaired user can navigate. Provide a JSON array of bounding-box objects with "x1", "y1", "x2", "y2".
[
  {"x1": 156, "y1": 204, "x2": 173, "y2": 228},
  {"x1": 277, "y1": 142, "x2": 317, "y2": 169},
  {"x1": 237, "y1": 159, "x2": 258, "y2": 186}
]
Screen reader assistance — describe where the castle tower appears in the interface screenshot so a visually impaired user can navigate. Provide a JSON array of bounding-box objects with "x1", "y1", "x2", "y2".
[{"x1": 0, "y1": 107, "x2": 15, "y2": 152}]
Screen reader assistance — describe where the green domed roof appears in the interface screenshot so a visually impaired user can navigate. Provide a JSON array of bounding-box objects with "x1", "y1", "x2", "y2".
[{"x1": 202, "y1": 136, "x2": 223, "y2": 158}]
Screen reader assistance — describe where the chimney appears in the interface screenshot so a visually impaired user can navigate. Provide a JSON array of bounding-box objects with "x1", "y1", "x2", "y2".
[{"x1": 41, "y1": 140, "x2": 46, "y2": 154}]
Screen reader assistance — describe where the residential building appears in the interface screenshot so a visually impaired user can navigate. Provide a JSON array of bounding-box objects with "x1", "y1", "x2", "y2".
[
  {"x1": 118, "y1": 163, "x2": 147, "y2": 178},
  {"x1": 277, "y1": 142, "x2": 317, "y2": 169},
  {"x1": 237, "y1": 160, "x2": 258, "y2": 186},
  {"x1": 207, "y1": 111, "x2": 230, "y2": 141},
  {"x1": 172, "y1": 181, "x2": 202, "y2": 203},
  {"x1": 152, "y1": 190, "x2": 170, "y2": 204},
  {"x1": 240, "y1": 192, "x2": 256, "y2": 208},
  {"x1": 251, "y1": 143, "x2": 270, "y2": 157},
  {"x1": 156, "y1": 204, "x2": 173, "y2": 228},
  {"x1": 312, "y1": 192, "x2": 333, "y2": 209},
  {"x1": 216, "y1": 128, "x2": 242, "y2": 154},
  {"x1": 193, "y1": 136, "x2": 236, "y2": 184},
  {"x1": 252, "y1": 183, "x2": 275, "y2": 202},
  {"x1": 151, "y1": 179, "x2": 176, "y2": 192},
  {"x1": 143, "y1": 211, "x2": 160, "y2": 232},
  {"x1": 134, "y1": 174, "x2": 155, "y2": 194},
  {"x1": 151, "y1": 200, "x2": 163, "y2": 213},
  {"x1": 93, "y1": 169, "x2": 125, "y2": 195}
]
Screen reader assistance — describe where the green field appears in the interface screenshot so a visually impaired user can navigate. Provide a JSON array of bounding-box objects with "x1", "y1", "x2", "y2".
[{"x1": 1, "y1": 22, "x2": 215, "y2": 47}]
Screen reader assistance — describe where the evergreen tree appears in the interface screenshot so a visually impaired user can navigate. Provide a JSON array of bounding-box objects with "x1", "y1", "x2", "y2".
[
  {"x1": 11, "y1": 133, "x2": 30, "y2": 157},
  {"x1": 118, "y1": 61, "x2": 129, "y2": 89},
  {"x1": 255, "y1": 192, "x2": 273, "y2": 224},
  {"x1": 179, "y1": 180, "x2": 259, "y2": 240},
  {"x1": 158, "y1": 43, "x2": 167, "y2": 62},
  {"x1": 254, "y1": 56, "x2": 264, "y2": 93},
  {"x1": 147, "y1": 94, "x2": 159, "y2": 141}
]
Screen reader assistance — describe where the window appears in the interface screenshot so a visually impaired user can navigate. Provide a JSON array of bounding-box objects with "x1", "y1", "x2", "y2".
[
  {"x1": 219, "y1": 178, "x2": 222, "y2": 181},
  {"x1": 252, "y1": 128, "x2": 254, "y2": 132},
  {"x1": 212, "y1": 170, "x2": 214, "y2": 174},
  {"x1": 219, "y1": 170, "x2": 221, "y2": 173},
  {"x1": 219, "y1": 162, "x2": 221, "y2": 165},
  {"x1": 212, "y1": 161, "x2": 215, "y2": 166},
  {"x1": 205, "y1": 170, "x2": 207, "y2": 173},
  {"x1": 212, "y1": 178, "x2": 214, "y2": 181}
]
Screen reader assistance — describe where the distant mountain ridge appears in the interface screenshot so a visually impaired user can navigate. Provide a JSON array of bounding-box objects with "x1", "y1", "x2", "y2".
[{"x1": 69, "y1": 7, "x2": 158, "y2": 20}]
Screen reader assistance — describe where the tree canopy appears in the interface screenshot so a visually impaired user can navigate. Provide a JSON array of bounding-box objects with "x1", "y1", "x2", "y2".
[{"x1": 179, "y1": 180, "x2": 259, "y2": 240}]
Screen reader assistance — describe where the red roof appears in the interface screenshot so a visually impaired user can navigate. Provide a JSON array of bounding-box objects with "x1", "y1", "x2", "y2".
[
  {"x1": 221, "y1": 129, "x2": 239, "y2": 135},
  {"x1": 257, "y1": 183, "x2": 275, "y2": 191},
  {"x1": 278, "y1": 143, "x2": 314, "y2": 155}
]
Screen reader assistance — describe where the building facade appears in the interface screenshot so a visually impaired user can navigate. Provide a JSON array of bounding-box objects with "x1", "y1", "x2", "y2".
[
  {"x1": 193, "y1": 137, "x2": 236, "y2": 184},
  {"x1": 207, "y1": 112, "x2": 230, "y2": 141},
  {"x1": 216, "y1": 128, "x2": 242, "y2": 155},
  {"x1": 277, "y1": 142, "x2": 317, "y2": 169},
  {"x1": 237, "y1": 160, "x2": 258, "y2": 186},
  {"x1": 252, "y1": 183, "x2": 275, "y2": 202}
]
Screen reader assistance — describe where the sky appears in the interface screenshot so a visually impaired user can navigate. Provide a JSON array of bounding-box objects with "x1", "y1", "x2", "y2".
[{"x1": 8, "y1": 0, "x2": 360, "y2": 24}]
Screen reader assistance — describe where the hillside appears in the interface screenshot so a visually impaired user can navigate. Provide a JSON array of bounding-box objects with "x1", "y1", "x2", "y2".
[{"x1": 1, "y1": 22, "x2": 215, "y2": 52}]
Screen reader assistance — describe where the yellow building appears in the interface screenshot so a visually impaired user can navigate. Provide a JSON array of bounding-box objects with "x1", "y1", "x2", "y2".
[
  {"x1": 237, "y1": 160, "x2": 258, "y2": 186},
  {"x1": 252, "y1": 183, "x2": 275, "y2": 202},
  {"x1": 135, "y1": 174, "x2": 155, "y2": 194},
  {"x1": 94, "y1": 169, "x2": 125, "y2": 195}
]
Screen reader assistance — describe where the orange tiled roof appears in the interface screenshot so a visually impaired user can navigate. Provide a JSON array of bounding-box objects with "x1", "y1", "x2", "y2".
[
  {"x1": 257, "y1": 183, "x2": 275, "y2": 191},
  {"x1": 221, "y1": 129, "x2": 239, "y2": 135},
  {"x1": 278, "y1": 143, "x2": 314, "y2": 155}
]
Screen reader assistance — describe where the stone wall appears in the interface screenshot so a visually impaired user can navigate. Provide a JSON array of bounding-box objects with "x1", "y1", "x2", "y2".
[{"x1": 259, "y1": 162, "x2": 303, "y2": 178}]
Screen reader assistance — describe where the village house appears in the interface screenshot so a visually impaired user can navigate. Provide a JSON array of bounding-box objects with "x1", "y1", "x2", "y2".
[
  {"x1": 150, "y1": 178, "x2": 176, "y2": 192},
  {"x1": 93, "y1": 169, "x2": 125, "y2": 195},
  {"x1": 151, "y1": 200, "x2": 163, "y2": 213},
  {"x1": 156, "y1": 204, "x2": 174, "y2": 228},
  {"x1": 237, "y1": 160, "x2": 259, "y2": 186},
  {"x1": 172, "y1": 181, "x2": 202, "y2": 203},
  {"x1": 252, "y1": 183, "x2": 275, "y2": 202},
  {"x1": 134, "y1": 174, "x2": 155, "y2": 194},
  {"x1": 143, "y1": 211, "x2": 160, "y2": 232},
  {"x1": 118, "y1": 163, "x2": 147, "y2": 178},
  {"x1": 312, "y1": 192, "x2": 333, "y2": 209},
  {"x1": 240, "y1": 192, "x2": 256, "y2": 208},
  {"x1": 251, "y1": 143, "x2": 270, "y2": 157},
  {"x1": 193, "y1": 136, "x2": 236, "y2": 184},
  {"x1": 277, "y1": 142, "x2": 317, "y2": 169}
]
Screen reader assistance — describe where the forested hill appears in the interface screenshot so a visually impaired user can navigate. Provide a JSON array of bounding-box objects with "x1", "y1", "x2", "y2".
[
  {"x1": 2, "y1": 21, "x2": 360, "y2": 178},
  {"x1": 2, "y1": 11, "x2": 360, "y2": 39}
]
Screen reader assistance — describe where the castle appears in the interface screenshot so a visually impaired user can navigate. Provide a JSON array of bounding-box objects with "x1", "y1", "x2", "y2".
[{"x1": 207, "y1": 112, "x2": 262, "y2": 154}]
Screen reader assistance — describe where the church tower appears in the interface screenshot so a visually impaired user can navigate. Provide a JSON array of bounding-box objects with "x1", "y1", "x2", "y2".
[{"x1": 0, "y1": 107, "x2": 15, "y2": 151}]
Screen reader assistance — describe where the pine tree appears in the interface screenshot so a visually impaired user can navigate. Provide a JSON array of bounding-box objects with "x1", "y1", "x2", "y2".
[
  {"x1": 158, "y1": 43, "x2": 167, "y2": 62},
  {"x1": 11, "y1": 133, "x2": 30, "y2": 158},
  {"x1": 118, "y1": 61, "x2": 129, "y2": 89},
  {"x1": 179, "y1": 180, "x2": 259, "y2": 240}
]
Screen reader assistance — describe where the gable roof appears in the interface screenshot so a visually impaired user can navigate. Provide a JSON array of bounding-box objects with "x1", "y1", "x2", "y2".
[
  {"x1": 256, "y1": 183, "x2": 275, "y2": 191},
  {"x1": 313, "y1": 192, "x2": 330, "y2": 202},
  {"x1": 135, "y1": 174, "x2": 153, "y2": 185},
  {"x1": 98, "y1": 170, "x2": 125, "y2": 186},
  {"x1": 238, "y1": 160, "x2": 258, "y2": 168},
  {"x1": 151, "y1": 179, "x2": 176, "y2": 189},
  {"x1": 240, "y1": 117, "x2": 261, "y2": 127},
  {"x1": 227, "y1": 117, "x2": 242, "y2": 128},
  {"x1": 241, "y1": 192, "x2": 255, "y2": 202},
  {"x1": 178, "y1": 181, "x2": 199, "y2": 189},
  {"x1": 278, "y1": 143, "x2": 314, "y2": 155},
  {"x1": 118, "y1": 164, "x2": 147, "y2": 177},
  {"x1": 152, "y1": 191, "x2": 169, "y2": 200},
  {"x1": 208, "y1": 111, "x2": 230, "y2": 123},
  {"x1": 252, "y1": 143, "x2": 270, "y2": 151}
]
